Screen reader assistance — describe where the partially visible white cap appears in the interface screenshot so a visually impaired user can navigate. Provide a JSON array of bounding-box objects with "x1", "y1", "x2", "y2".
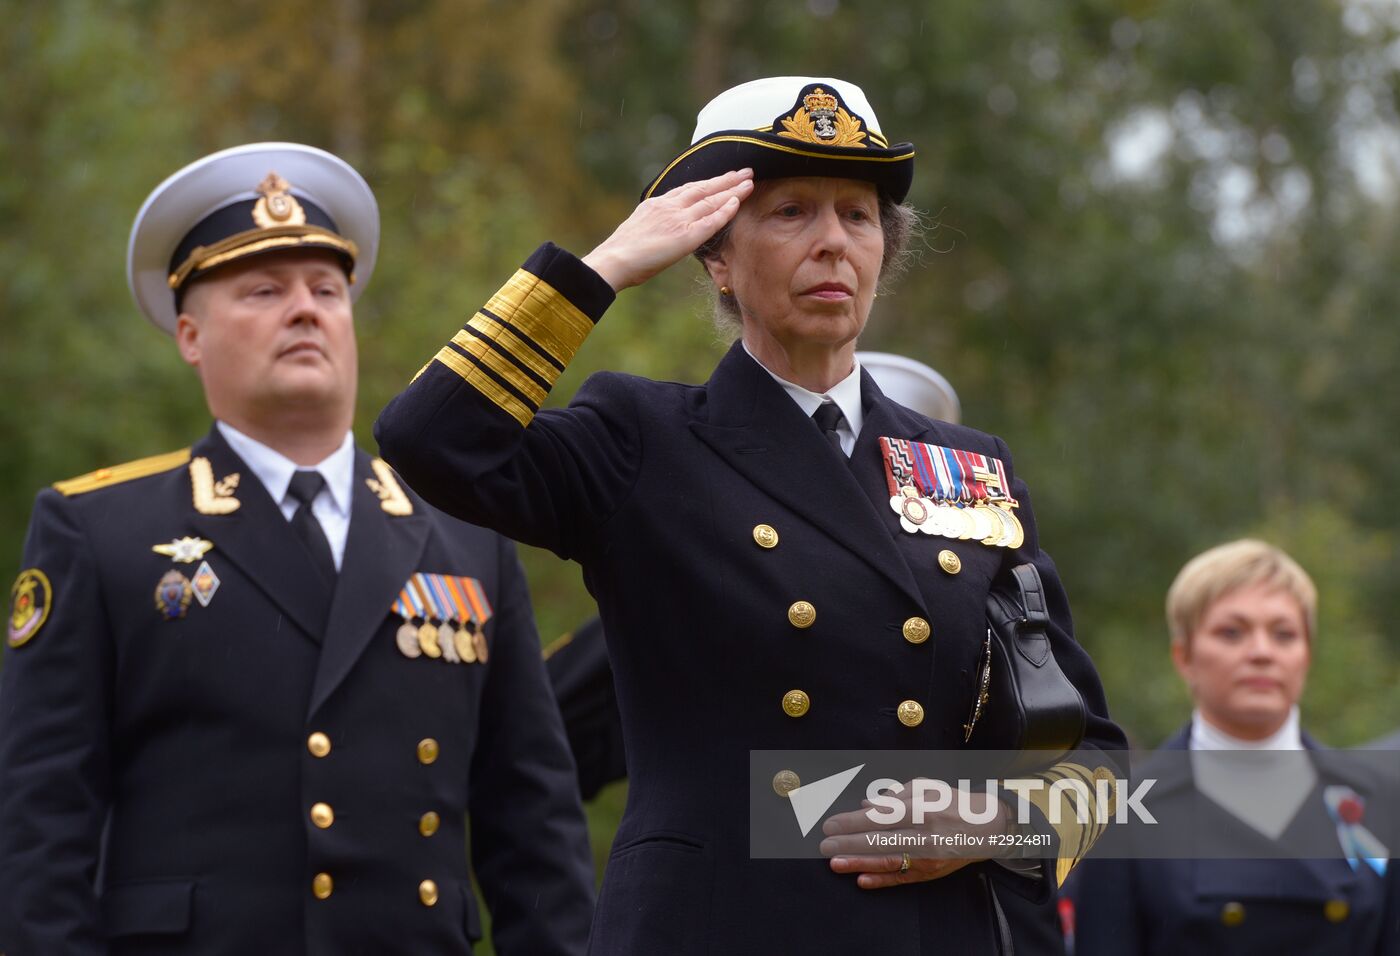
[
  {"x1": 858, "y1": 351, "x2": 961, "y2": 423},
  {"x1": 692, "y1": 76, "x2": 885, "y2": 142}
]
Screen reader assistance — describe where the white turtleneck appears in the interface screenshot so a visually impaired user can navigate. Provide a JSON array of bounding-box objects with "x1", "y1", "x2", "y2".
[{"x1": 1189, "y1": 707, "x2": 1317, "y2": 839}]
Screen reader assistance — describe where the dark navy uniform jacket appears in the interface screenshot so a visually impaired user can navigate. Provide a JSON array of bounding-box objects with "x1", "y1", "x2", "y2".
[
  {"x1": 1068, "y1": 725, "x2": 1400, "y2": 955},
  {"x1": 0, "y1": 426, "x2": 593, "y2": 956},
  {"x1": 375, "y1": 243, "x2": 1128, "y2": 955}
]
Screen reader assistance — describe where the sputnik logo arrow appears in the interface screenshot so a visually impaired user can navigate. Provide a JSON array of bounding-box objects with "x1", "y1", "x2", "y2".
[{"x1": 788, "y1": 764, "x2": 865, "y2": 837}]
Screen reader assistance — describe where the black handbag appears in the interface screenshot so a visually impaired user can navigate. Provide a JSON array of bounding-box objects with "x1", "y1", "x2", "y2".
[{"x1": 964, "y1": 562, "x2": 1086, "y2": 768}]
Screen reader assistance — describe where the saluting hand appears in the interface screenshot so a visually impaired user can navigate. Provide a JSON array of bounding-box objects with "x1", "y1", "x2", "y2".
[{"x1": 582, "y1": 169, "x2": 754, "y2": 292}]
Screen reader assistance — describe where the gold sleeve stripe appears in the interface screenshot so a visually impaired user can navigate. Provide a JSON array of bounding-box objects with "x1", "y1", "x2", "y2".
[
  {"x1": 541, "y1": 630, "x2": 574, "y2": 661},
  {"x1": 432, "y1": 347, "x2": 534, "y2": 427},
  {"x1": 446, "y1": 333, "x2": 549, "y2": 406},
  {"x1": 477, "y1": 307, "x2": 566, "y2": 372},
  {"x1": 485, "y1": 270, "x2": 594, "y2": 366},
  {"x1": 463, "y1": 314, "x2": 564, "y2": 385},
  {"x1": 1024, "y1": 761, "x2": 1106, "y2": 887},
  {"x1": 54, "y1": 448, "x2": 192, "y2": 496}
]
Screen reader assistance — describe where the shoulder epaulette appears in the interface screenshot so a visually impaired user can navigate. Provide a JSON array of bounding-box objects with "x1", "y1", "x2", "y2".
[
  {"x1": 53, "y1": 448, "x2": 192, "y2": 497},
  {"x1": 541, "y1": 630, "x2": 575, "y2": 661}
]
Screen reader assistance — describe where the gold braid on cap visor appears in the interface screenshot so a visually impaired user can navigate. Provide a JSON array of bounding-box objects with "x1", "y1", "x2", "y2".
[{"x1": 167, "y1": 224, "x2": 359, "y2": 290}]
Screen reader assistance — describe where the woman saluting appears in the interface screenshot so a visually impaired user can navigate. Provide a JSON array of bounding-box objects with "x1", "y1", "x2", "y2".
[{"x1": 377, "y1": 76, "x2": 1125, "y2": 954}]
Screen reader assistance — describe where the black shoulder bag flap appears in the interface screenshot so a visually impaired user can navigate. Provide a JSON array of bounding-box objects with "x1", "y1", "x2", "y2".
[{"x1": 965, "y1": 562, "x2": 1086, "y2": 766}]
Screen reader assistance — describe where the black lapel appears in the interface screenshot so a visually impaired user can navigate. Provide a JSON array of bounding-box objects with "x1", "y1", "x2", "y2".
[
  {"x1": 689, "y1": 343, "x2": 926, "y2": 611},
  {"x1": 847, "y1": 369, "x2": 943, "y2": 527},
  {"x1": 307, "y1": 450, "x2": 430, "y2": 716},
  {"x1": 186, "y1": 426, "x2": 331, "y2": 641}
]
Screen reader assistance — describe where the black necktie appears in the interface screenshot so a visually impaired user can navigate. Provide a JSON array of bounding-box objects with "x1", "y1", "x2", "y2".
[
  {"x1": 812, "y1": 402, "x2": 847, "y2": 455},
  {"x1": 287, "y1": 470, "x2": 337, "y2": 585}
]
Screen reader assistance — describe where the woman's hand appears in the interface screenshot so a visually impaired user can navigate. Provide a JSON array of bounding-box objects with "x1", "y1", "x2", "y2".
[
  {"x1": 818, "y1": 784, "x2": 1013, "y2": 889},
  {"x1": 582, "y1": 169, "x2": 754, "y2": 292}
]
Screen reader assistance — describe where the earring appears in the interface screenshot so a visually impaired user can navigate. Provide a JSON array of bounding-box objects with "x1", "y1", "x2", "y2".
[{"x1": 720, "y1": 286, "x2": 731, "y2": 296}]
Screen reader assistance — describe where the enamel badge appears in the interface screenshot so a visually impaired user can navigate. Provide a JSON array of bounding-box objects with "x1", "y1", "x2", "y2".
[
  {"x1": 8, "y1": 568, "x2": 52, "y2": 648},
  {"x1": 155, "y1": 570, "x2": 193, "y2": 621}
]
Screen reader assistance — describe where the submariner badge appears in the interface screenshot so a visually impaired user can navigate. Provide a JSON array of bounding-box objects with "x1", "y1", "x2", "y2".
[
  {"x1": 152, "y1": 536, "x2": 215, "y2": 563},
  {"x1": 190, "y1": 560, "x2": 220, "y2": 607},
  {"x1": 8, "y1": 568, "x2": 52, "y2": 648},
  {"x1": 155, "y1": 570, "x2": 193, "y2": 621}
]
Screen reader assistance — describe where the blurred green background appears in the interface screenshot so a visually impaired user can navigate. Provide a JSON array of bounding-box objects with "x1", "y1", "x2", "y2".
[{"x1": 5, "y1": 0, "x2": 1400, "y2": 947}]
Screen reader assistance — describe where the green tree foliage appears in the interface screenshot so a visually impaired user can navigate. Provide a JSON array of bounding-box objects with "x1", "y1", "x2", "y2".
[{"x1": 5, "y1": 3, "x2": 1400, "y2": 945}]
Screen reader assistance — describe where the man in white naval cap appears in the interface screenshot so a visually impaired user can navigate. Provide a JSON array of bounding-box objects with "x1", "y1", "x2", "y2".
[{"x1": 0, "y1": 143, "x2": 593, "y2": 955}]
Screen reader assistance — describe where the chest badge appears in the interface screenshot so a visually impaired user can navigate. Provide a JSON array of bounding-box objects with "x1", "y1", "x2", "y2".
[
  {"x1": 152, "y1": 536, "x2": 214, "y2": 563},
  {"x1": 155, "y1": 570, "x2": 193, "y2": 621}
]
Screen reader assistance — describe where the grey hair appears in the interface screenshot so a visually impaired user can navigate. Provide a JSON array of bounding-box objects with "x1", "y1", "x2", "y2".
[{"x1": 693, "y1": 196, "x2": 923, "y2": 339}]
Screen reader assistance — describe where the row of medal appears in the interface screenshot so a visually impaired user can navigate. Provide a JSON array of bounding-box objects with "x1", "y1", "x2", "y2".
[
  {"x1": 392, "y1": 572, "x2": 494, "y2": 664},
  {"x1": 889, "y1": 489, "x2": 1024, "y2": 548},
  {"x1": 879, "y1": 437, "x2": 1025, "y2": 549}
]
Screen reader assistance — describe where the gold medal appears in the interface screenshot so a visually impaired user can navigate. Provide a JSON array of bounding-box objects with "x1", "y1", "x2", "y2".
[
  {"x1": 455, "y1": 626, "x2": 478, "y2": 663},
  {"x1": 396, "y1": 620, "x2": 422, "y2": 658},
  {"x1": 975, "y1": 504, "x2": 1004, "y2": 547},
  {"x1": 998, "y1": 504, "x2": 1025, "y2": 549},
  {"x1": 940, "y1": 504, "x2": 972, "y2": 540},
  {"x1": 965, "y1": 504, "x2": 994, "y2": 541},
  {"x1": 473, "y1": 628, "x2": 489, "y2": 664},
  {"x1": 983, "y1": 504, "x2": 1015, "y2": 548},
  {"x1": 439, "y1": 621, "x2": 461, "y2": 663},
  {"x1": 418, "y1": 620, "x2": 442, "y2": 658}
]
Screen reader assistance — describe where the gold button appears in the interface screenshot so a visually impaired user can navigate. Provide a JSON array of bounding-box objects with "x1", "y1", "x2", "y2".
[
  {"x1": 902, "y1": 617, "x2": 931, "y2": 644},
  {"x1": 312, "y1": 872, "x2": 333, "y2": 900},
  {"x1": 310, "y1": 802, "x2": 334, "y2": 829},
  {"x1": 787, "y1": 601, "x2": 816, "y2": 629},
  {"x1": 772, "y1": 770, "x2": 801, "y2": 797},
  {"x1": 419, "y1": 811, "x2": 441, "y2": 837},
  {"x1": 782, "y1": 689, "x2": 810, "y2": 717},
  {"x1": 753, "y1": 524, "x2": 779, "y2": 549},
  {"x1": 1324, "y1": 899, "x2": 1349, "y2": 923},
  {"x1": 897, "y1": 700, "x2": 925, "y2": 727},
  {"x1": 417, "y1": 738, "x2": 440, "y2": 765},
  {"x1": 419, "y1": 879, "x2": 439, "y2": 907},
  {"x1": 1220, "y1": 902, "x2": 1246, "y2": 927},
  {"x1": 938, "y1": 550, "x2": 962, "y2": 575},
  {"x1": 307, "y1": 732, "x2": 331, "y2": 758}
]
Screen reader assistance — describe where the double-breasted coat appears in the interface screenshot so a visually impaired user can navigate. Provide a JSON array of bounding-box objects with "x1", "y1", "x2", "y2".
[
  {"x1": 375, "y1": 242, "x2": 1128, "y2": 954},
  {"x1": 0, "y1": 426, "x2": 594, "y2": 955},
  {"x1": 1068, "y1": 725, "x2": 1400, "y2": 954}
]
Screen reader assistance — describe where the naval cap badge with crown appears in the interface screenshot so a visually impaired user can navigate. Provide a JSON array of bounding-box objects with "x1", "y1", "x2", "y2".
[{"x1": 776, "y1": 84, "x2": 867, "y2": 148}]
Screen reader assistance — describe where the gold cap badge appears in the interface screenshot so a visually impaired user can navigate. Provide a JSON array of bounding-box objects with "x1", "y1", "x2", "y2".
[
  {"x1": 778, "y1": 86, "x2": 867, "y2": 148},
  {"x1": 252, "y1": 171, "x2": 307, "y2": 228}
]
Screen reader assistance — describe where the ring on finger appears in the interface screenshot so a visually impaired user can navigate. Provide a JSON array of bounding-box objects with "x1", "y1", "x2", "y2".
[{"x1": 899, "y1": 852, "x2": 911, "y2": 874}]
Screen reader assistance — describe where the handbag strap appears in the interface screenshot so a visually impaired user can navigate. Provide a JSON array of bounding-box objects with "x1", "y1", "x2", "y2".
[{"x1": 1010, "y1": 562, "x2": 1047, "y2": 625}]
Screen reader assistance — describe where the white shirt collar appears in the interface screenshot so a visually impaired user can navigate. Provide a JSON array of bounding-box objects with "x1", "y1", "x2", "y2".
[
  {"x1": 741, "y1": 340, "x2": 865, "y2": 441},
  {"x1": 1190, "y1": 706, "x2": 1305, "y2": 751},
  {"x1": 216, "y1": 421, "x2": 355, "y2": 517}
]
